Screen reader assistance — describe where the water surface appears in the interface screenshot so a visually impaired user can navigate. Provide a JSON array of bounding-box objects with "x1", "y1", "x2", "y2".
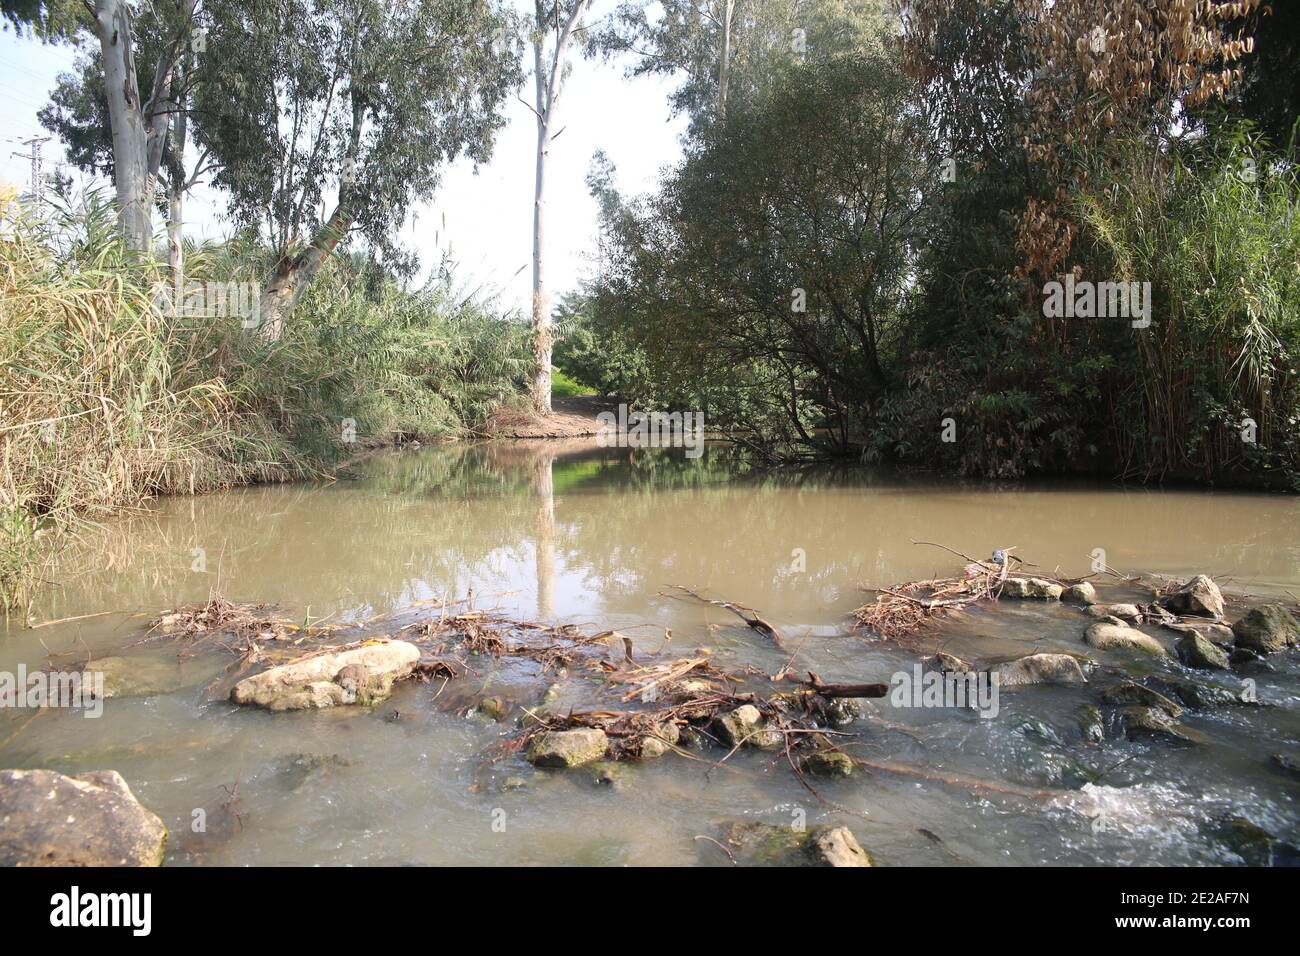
[{"x1": 2, "y1": 441, "x2": 1298, "y2": 865}]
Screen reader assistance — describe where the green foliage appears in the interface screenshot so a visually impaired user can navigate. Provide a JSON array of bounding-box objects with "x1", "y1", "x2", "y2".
[
  {"x1": 549, "y1": 367, "x2": 594, "y2": 398},
  {"x1": 590, "y1": 51, "x2": 930, "y2": 453}
]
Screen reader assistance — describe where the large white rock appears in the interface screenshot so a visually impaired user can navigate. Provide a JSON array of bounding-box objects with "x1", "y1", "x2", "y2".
[
  {"x1": 1084, "y1": 623, "x2": 1170, "y2": 657},
  {"x1": 231, "y1": 640, "x2": 421, "y2": 711}
]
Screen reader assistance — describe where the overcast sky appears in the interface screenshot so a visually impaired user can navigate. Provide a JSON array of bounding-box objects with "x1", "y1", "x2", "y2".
[{"x1": 0, "y1": 0, "x2": 688, "y2": 316}]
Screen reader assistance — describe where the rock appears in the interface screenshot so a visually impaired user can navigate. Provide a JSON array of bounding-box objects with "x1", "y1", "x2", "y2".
[
  {"x1": 1063, "y1": 582, "x2": 1098, "y2": 605},
  {"x1": 713, "y1": 704, "x2": 782, "y2": 749},
  {"x1": 1161, "y1": 575, "x2": 1224, "y2": 619},
  {"x1": 1102, "y1": 681, "x2": 1184, "y2": 717},
  {"x1": 0, "y1": 769, "x2": 167, "y2": 866},
  {"x1": 1158, "y1": 678, "x2": 1247, "y2": 709},
  {"x1": 1163, "y1": 621, "x2": 1235, "y2": 645},
  {"x1": 1176, "y1": 633, "x2": 1230, "y2": 670},
  {"x1": 995, "y1": 652, "x2": 1089, "y2": 686},
  {"x1": 808, "y1": 826, "x2": 871, "y2": 867},
  {"x1": 1229, "y1": 647, "x2": 1274, "y2": 672},
  {"x1": 926, "y1": 651, "x2": 972, "y2": 673},
  {"x1": 473, "y1": 696, "x2": 507, "y2": 721},
  {"x1": 1004, "y1": 577, "x2": 1062, "y2": 599},
  {"x1": 273, "y1": 752, "x2": 353, "y2": 791},
  {"x1": 637, "y1": 721, "x2": 680, "y2": 759},
  {"x1": 1208, "y1": 816, "x2": 1300, "y2": 867},
  {"x1": 1271, "y1": 754, "x2": 1300, "y2": 779},
  {"x1": 587, "y1": 761, "x2": 631, "y2": 792},
  {"x1": 85, "y1": 655, "x2": 183, "y2": 699},
  {"x1": 677, "y1": 726, "x2": 708, "y2": 751},
  {"x1": 230, "y1": 640, "x2": 421, "y2": 711},
  {"x1": 802, "y1": 750, "x2": 854, "y2": 777},
  {"x1": 716, "y1": 821, "x2": 870, "y2": 867},
  {"x1": 1084, "y1": 623, "x2": 1169, "y2": 657},
  {"x1": 1074, "y1": 704, "x2": 1106, "y2": 743},
  {"x1": 1268, "y1": 754, "x2": 1300, "y2": 780},
  {"x1": 1120, "y1": 706, "x2": 1199, "y2": 744},
  {"x1": 1086, "y1": 603, "x2": 1142, "y2": 622},
  {"x1": 1232, "y1": 604, "x2": 1300, "y2": 655},
  {"x1": 527, "y1": 728, "x2": 609, "y2": 768},
  {"x1": 1029, "y1": 578, "x2": 1064, "y2": 599}
]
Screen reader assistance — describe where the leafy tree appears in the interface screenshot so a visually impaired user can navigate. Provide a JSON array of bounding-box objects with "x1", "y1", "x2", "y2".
[
  {"x1": 199, "y1": 0, "x2": 521, "y2": 337},
  {"x1": 587, "y1": 0, "x2": 887, "y2": 133},
  {"x1": 591, "y1": 52, "x2": 929, "y2": 453}
]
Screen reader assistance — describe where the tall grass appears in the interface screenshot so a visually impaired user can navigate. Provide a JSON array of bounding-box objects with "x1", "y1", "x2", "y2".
[
  {"x1": 0, "y1": 187, "x2": 530, "y2": 611},
  {"x1": 1074, "y1": 130, "x2": 1300, "y2": 483}
]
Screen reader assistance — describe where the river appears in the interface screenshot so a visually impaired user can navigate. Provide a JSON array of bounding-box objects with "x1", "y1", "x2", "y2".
[{"x1": 2, "y1": 440, "x2": 1297, "y2": 865}]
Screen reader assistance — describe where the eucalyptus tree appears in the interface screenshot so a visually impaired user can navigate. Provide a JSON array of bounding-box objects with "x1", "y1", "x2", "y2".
[
  {"x1": 3, "y1": 0, "x2": 202, "y2": 251},
  {"x1": 197, "y1": 0, "x2": 521, "y2": 337},
  {"x1": 587, "y1": 0, "x2": 887, "y2": 131},
  {"x1": 528, "y1": 0, "x2": 589, "y2": 412},
  {"x1": 40, "y1": 15, "x2": 209, "y2": 280}
]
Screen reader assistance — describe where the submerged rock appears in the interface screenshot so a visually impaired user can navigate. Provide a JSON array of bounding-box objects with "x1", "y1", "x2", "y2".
[
  {"x1": 1176, "y1": 633, "x2": 1230, "y2": 671},
  {"x1": 1232, "y1": 604, "x2": 1300, "y2": 655},
  {"x1": 85, "y1": 655, "x2": 183, "y2": 699},
  {"x1": 587, "y1": 761, "x2": 631, "y2": 792},
  {"x1": 1271, "y1": 753, "x2": 1300, "y2": 779},
  {"x1": 1120, "y1": 706, "x2": 1200, "y2": 744},
  {"x1": 802, "y1": 750, "x2": 855, "y2": 777},
  {"x1": 926, "y1": 651, "x2": 972, "y2": 673},
  {"x1": 526, "y1": 728, "x2": 609, "y2": 768},
  {"x1": 1102, "y1": 681, "x2": 1184, "y2": 718},
  {"x1": 273, "y1": 752, "x2": 354, "y2": 791},
  {"x1": 1084, "y1": 623, "x2": 1169, "y2": 657},
  {"x1": 1161, "y1": 575, "x2": 1225, "y2": 619},
  {"x1": 1063, "y1": 582, "x2": 1098, "y2": 605},
  {"x1": 1074, "y1": 704, "x2": 1106, "y2": 743},
  {"x1": 995, "y1": 652, "x2": 1089, "y2": 686},
  {"x1": 0, "y1": 769, "x2": 167, "y2": 866},
  {"x1": 230, "y1": 640, "x2": 421, "y2": 711},
  {"x1": 1157, "y1": 677, "x2": 1249, "y2": 710},
  {"x1": 473, "y1": 696, "x2": 507, "y2": 721}
]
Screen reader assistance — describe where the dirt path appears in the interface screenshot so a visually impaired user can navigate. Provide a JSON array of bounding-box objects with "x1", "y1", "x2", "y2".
[{"x1": 487, "y1": 395, "x2": 619, "y2": 439}]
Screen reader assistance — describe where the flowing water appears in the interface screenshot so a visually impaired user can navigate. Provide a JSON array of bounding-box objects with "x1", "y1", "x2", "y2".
[{"x1": 2, "y1": 441, "x2": 1298, "y2": 865}]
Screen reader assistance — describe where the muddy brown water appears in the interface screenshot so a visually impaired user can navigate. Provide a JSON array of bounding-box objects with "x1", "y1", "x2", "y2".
[{"x1": 2, "y1": 441, "x2": 1298, "y2": 865}]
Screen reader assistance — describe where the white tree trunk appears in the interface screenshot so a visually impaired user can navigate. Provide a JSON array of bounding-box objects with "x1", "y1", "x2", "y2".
[
  {"x1": 93, "y1": 0, "x2": 152, "y2": 251},
  {"x1": 718, "y1": 0, "x2": 734, "y2": 119},
  {"x1": 530, "y1": 0, "x2": 590, "y2": 414},
  {"x1": 531, "y1": 37, "x2": 551, "y2": 412}
]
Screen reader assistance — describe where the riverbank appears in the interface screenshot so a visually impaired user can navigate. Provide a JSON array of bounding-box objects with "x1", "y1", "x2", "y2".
[{"x1": 0, "y1": 197, "x2": 531, "y2": 612}]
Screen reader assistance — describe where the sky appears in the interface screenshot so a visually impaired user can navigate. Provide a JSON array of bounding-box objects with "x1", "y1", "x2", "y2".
[{"x1": 0, "y1": 0, "x2": 689, "y2": 316}]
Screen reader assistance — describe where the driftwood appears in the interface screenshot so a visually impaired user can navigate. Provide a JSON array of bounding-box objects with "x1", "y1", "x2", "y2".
[{"x1": 664, "y1": 585, "x2": 789, "y2": 654}]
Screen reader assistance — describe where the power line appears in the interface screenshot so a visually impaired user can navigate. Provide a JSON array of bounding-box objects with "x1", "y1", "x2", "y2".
[{"x1": 10, "y1": 135, "x2": 51, "y2": 203}]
